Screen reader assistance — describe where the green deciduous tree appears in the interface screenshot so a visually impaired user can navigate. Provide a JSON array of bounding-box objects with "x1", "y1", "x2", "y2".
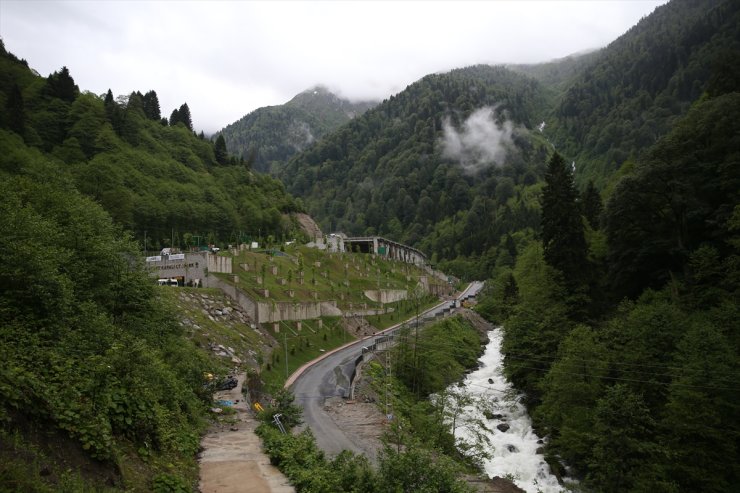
[
  {"x1": 587, "y1": 385, "x2": 668, "y2": 493},
  {"x1": 661, "y1": 321, "x2": 738, "y2": 493},
  {"x1": 535, "y1": 325, "x2": 608, "y2": 470},
  {"x1": 502, "y1": 241, "x2": 570, "y2": 397}
]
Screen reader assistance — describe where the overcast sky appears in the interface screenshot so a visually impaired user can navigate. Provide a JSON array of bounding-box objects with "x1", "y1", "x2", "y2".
[{"x1": 1, "y1": 0, "x2": 667, "y2": 133}]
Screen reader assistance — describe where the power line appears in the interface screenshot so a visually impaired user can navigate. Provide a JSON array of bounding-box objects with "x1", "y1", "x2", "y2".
[{"x1": 385, "y1": 333, "x2": 740, "y2": 392}]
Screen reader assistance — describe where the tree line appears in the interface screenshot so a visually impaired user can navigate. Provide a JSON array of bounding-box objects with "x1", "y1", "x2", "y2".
[{"x1": 0, "y1": 40, "x2": 304, "y2": 252}]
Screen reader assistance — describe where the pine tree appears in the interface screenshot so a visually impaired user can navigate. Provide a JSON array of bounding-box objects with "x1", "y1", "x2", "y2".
[
  {"x1": 541, "y1": 152, "x2": 588, "y2": 291},
  {"x1": 103, "y1": 89, "x2": 122, "y2": 135},
  {"x1": 44, "y1": 66, "x2": 78, "y2": 102},
  {"x1": 214, "y1": 134, "x2": 228, "y2": 164},
  {"x1": 6, "y1": 83, "x2": 25, "y2": 137},
  {"x1": 142, "y1": 90, "x2": 161, "y2": 120},
  {"x1": 178, "y1": 103, "x2": 193, "y2": 131},
  {"x1": 169, "y1": 108, "x2": 180, "y2": 127},
  {"x1": 582, "y1": 180, "x2": 603, "y2": 228}
]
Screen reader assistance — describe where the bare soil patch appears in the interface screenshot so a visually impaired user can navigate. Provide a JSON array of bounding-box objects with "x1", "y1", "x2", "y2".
[{"x1": 198, "y1": 373, "x2": 294, "y2": 493}]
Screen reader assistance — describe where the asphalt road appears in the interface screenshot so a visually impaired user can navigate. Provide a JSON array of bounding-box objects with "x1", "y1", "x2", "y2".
[{"x1": 288, "y1": 281, "x2": 485, "y2": 458}]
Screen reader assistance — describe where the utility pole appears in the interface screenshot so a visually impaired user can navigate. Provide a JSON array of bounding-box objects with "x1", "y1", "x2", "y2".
[
  {"x1": 284, "y1": 331, "x2": 289, "y2": 380},
  {"x1": 385, "y1": 348, "x2": 391, "y2": 421}
]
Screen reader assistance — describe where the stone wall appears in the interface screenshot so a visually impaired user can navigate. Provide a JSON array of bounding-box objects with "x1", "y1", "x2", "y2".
[{"x1": 209, "y1": 276, "x2": 260, "y2": 321}]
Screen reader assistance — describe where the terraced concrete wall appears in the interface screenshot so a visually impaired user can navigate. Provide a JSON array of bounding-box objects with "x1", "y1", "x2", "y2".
[
  {"x1": 363, "y1": 289, "x2": 408, "y2": 304},
  {"x1": 256, "y1": 300, "x2": 340, "y2": 323}
]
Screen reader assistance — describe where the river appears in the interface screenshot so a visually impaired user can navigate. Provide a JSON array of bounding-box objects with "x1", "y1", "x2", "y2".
[{"x1": 446, "y1": 328, "x2": 572, "y2": 493}]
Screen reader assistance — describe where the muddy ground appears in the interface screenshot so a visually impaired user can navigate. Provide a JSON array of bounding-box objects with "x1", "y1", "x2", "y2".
[{"x1": 198, "y1": 373, "x2": 294, "y2": 493}]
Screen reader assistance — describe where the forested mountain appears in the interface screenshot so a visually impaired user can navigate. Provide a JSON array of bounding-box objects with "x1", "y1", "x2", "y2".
[
  {"x1": 1, "y1": 0, "x2": 738, "y2": 489},
  {"x1": 274, "y1": 1, "x2": 739, "y2": 490},
  {"x1": 549, "y1": 0, "x2": 740, "y2": 187},
  {"x1": 278, "y1": 0, "x2": 738, "y2": 280},
  {"x1": 506, "y1": 49, "x2": 601, "y2": 95},
  {"x1": 218, "y1": 86, "x2": 376, "y2": 172},
  {"x1": 0, "y1": 42, "x2": 303, "y2": 252},
  {"x1": 279, "y1": 65, "x2": 552, "y2": 277}
]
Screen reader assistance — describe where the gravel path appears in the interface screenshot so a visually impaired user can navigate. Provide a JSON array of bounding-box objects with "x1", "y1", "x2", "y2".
[{"x1": 199, "y1": 373, "x2": 294, "y2": 493}]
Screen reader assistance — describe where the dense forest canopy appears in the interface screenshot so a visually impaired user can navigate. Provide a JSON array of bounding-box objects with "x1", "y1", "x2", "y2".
[
  {"x1": 277, "y1": 65, "x2": 551, "y2": 278},
  {"x1": 550, "y1": 0, "x2": 740, "y2": 187},
  {"x1": 0, "y1": 41, "x2": 303, "y2": 252}
]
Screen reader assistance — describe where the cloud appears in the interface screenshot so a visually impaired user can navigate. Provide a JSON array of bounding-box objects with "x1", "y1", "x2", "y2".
[
  {"x1": 0, "y1": 0, "x2": 668, "y2": 133},
  {"x1": 441, "y1": 107, "x2": 514, "y2": 173}
]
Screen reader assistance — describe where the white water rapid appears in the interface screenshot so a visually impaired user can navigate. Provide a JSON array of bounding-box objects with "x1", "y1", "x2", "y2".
[{"x1": 449, "y1": 328, "x2": 568, "y2": 493}]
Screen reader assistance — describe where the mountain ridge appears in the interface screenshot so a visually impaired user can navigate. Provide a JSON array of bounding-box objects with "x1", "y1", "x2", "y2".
[{"x1": 218, "y1": 85, "x2": 377, "y2": 172}]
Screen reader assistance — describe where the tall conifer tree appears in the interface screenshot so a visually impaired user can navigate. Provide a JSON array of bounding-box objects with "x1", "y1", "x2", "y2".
[
  {"x1": 178, "y1": 103, "x2": 193, "y2": 131},
  {"x1": 6, "y1": 83, "x2": 25, "y2": 136},
  {"x1": 541, "y1": 152, "x2": 588, "y2": 290},
  {"x1": 582, "y1": 180, "x2": 603, "y2": 229},
  {"x1": 214, "y1": 134, "x2": 228, "y2": 164},
  {"x1": 142, "y1": 90, "x2": 161, "y2": 120},
  {"x1": 169, "y1": 107, "x2": 180, "y2": 127}
]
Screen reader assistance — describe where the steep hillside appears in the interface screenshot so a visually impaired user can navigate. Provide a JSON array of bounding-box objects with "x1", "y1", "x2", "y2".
[
  {"x1": 0, "y1": 40, "x2": 302, "y2": 252},
  {"x1": 549, "y1": 0, "x2": 740, "y2": 186},
  {"x1": 279, "y1": 65, "x2": 552, "y2": 278},
  {"x1": 218, "y1": 86, "x2": 376, "y2": 172},
  {"x1": 506, "y1": 49, "x2": 601, "y2": 97}
]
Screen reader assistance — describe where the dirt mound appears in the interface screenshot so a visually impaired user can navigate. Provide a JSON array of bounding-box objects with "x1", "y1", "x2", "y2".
[
  {"x1": 341, "y1": 316, "x2": 377, "y2": 338},
  {"x1": 293, "y1": 213, "x2": 322, "y2": 240}
]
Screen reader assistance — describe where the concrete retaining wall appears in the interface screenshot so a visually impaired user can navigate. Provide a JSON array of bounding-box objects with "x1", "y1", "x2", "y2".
[
  {"x1": 208, "y1": 254, "x2": 233, "y2": 274},
  {"x1": 363, "y1": 289, "x2": 407, "y2": 304},
  {"x1": 419, "y1": 276, "x2": 454, "y2": 298},
  {"x1": 257, "y1": 300, "x2": 340, "y2": 323}
]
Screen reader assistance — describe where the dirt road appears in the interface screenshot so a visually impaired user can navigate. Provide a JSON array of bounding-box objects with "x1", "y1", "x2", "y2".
[{"x1": 199, "y1": 373, "x2": 294, "y2": 493}]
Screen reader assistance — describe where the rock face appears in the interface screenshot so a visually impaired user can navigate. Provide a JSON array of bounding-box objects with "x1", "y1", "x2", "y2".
[
  {"x1": 294, "y1": 213, "x2": 322, "y2": 241},
  {"x1": 176, "y1": 291, "x2": 276, "y2": 369}
]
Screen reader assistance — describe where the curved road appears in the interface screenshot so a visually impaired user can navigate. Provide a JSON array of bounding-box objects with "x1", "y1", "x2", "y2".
[{"x1": 287, "y1": 281, "x2": 484, "y2": 458}]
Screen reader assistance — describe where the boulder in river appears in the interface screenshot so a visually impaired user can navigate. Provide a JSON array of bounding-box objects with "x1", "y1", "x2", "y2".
[{"x1": 497, "y1": 423, "x2": 510, "y2": 432}]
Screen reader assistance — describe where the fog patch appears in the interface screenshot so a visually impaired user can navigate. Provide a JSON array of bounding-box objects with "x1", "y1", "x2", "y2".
[
  {"x1": 441, "y1": 107, "x2": 514, "y2": 173},
  {"x1": 288, "y1": 120, "x2": 315, "y2": 151}
]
